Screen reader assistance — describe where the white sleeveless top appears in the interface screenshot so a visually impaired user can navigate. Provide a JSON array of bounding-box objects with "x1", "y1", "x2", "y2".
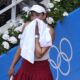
[{"x1": 35, "y1": 48, "x2": 50, "y2": 61}]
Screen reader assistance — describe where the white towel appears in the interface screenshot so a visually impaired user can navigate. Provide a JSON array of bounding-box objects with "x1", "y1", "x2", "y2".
[
  {"x1": 10, "y1": 75, "x2": 13, "y2": 80},
  {"x1": 20, "y1": 19, "x2": 52, "y2": 64}
]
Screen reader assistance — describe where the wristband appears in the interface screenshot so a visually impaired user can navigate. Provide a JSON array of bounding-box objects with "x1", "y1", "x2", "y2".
[{"x1": 35, "y1": 35, "x2": 39, "y2": 38}]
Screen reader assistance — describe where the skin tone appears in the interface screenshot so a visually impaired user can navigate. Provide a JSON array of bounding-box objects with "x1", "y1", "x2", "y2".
[{"x1": 8, "y1": 11, "x2": 54, "y2": 79}]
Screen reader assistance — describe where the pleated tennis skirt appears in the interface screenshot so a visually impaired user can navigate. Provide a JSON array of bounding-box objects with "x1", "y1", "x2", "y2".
[{"x1": 13, "y1": 59, "x2": 53, "y2": 80}]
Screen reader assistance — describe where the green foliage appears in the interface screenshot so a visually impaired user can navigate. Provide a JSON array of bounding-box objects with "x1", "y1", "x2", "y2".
[
  {"x1": 0, "y1": 27, "x2": 22, "y2": 55},
  {"x1": 49, "y1": 0, "x2": 80, "y2": 26}
]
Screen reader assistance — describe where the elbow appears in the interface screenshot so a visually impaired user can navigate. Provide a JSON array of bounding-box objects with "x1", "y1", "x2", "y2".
[{"x1": 36, "y1": 52, "x2": 44, "y2": 58}]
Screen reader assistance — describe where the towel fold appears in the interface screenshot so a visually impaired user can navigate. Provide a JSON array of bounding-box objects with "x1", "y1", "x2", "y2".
[{"x1": 20, "y1": 19, "x2": 52, "y2": 64}]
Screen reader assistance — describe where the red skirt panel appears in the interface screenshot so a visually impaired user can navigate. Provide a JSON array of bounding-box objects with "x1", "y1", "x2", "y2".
[{"x1": 13, "y1": 59, "x2": 53, "y2": 80}]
